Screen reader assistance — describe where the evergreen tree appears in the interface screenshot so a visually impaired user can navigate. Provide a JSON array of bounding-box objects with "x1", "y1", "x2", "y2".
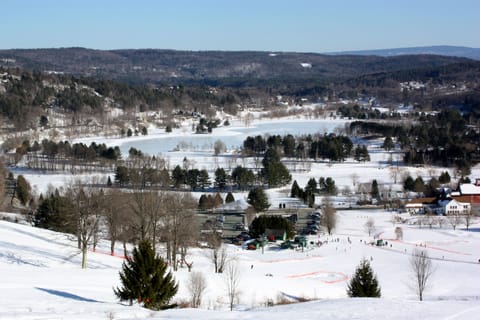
[
  {"x1": 172, "y1": 165, "x2": 186, "y2": 188},
  {"x1": 114, "y1": 241, "x2": 178, "y2": 310},
  {"x1": 198, "y1": 169, "x2": 210, "y2": 190},
  {"x1": 323, "y1": 177, "x2": 338, "y2": 195},
  {"x1": 260, "y1": 147, "x2": 291, "y2": 187},
  {"x1": 382, "y1": 136, "x2": 394, "y2": 151},
  {"x1": 186, "y1": 169, "x2": 199, "y2": 190},
  {"x1": 403, "y1": 175, "x2": 415, "y2": 192},
  {"x1": 214, "y1": 168, "x2": 227, "y2": 190},
  {"x1": 198, "y1": 194, "x2": 208, "y2": 210},
  {"x1": 347, "y1": 258, "x2": 381, "y2": 298},
  {"x1": 34, "y1": 193, "x2": 76, "y2": 234},
  {"x1": 16, "y1": 175, "x2": 31, "y2": 206},
  {"x1": 290, "y1": 180, "x2": 303, "y2": 198},
  {"x1": 231, "y1": 166, "x2": 255, "y2": 190},
  {"x1": 438, "y1": 171, "x2": 451, "y2": 184},
  {"x1": 282, "y1": 134, "x2": 296, "y2": 157},
  {"x1": 249, "y1": 215, "x2": 295, "y2": 239},
  {"x1": 262, "y1": 161, "x2": 291, "y2": 187},
  {"x1": 225, "y1": 192, "x2": 235, "y2": 203},
  {"x1": 371, "y1": 179, "x2": 379, "y2": 200},
  {"x1": 354, "y1": 145, "x2": 370, "y2": 162},
  {"x1": 247, "y1": 187, "x2": 270, "y2": 212},
  {"x1": 413, "y1": 176, "x2": 425, "y2": 194},
  {"x1": 115, "y1": 166, "x2": 130, "y2": 186},
  {"x1": 305, "y1": 177, "x2": 318, "y2": 193}
]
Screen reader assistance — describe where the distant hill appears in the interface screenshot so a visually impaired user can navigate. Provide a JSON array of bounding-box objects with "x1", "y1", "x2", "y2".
[
  {"x1": 328, "y1": 45, "x2": 480, "y2": 60},
  {"x1": 0, "y1": 47, "x2": 473, "y2": 86}
]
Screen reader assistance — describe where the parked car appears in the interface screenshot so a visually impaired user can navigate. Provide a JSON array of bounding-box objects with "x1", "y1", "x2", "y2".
[
  {"x1": 287, "y1": 214, "x2": 298, "y2": 223},
  {"x1": 235, "y1": 232, "x2": 251, "y2": 241},
  {"x1": 309, "y1": 212, "x2": 321, "y2": 218},
  {"x1": 305, "y1": 229, "x2": 318, "y2": 235},
  {"x1": 234, "y1": 222, "x2": 247, "y2": 231}
]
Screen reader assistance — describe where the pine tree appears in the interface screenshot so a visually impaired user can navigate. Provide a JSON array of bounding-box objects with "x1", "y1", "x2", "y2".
[
  {"x1": 382, "y1": 136, "x2": 394, "y2": 151},
  {"x1": 34, "y1": 193, "x2": 76, "y2": 234},
  {"x1": 347, "y1": 258, "x2": 381, "y2": 297},
  {"x1": 371, "y1": 179, "x2": 379, "y2": 200},
  {"x1": 225, "y1": 192, "x2": 235, "y2": 203},
  {"x1": 214, "y1": 168, "x2": 227, "y2": 190},
  {"x1": 290, "y1": 180, "x2": 302, "y2": 198},
  {"x1": 114, "y1": 241, "x2": 178, "y2": 310},
  {"x1": 16, "y1": 175, "x2": 31, "y2": 206},
  {"x1": 247, "y1": 187, "x2": 270, "y2": 212}
]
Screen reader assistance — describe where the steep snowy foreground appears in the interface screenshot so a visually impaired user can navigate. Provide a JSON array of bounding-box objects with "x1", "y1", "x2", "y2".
[
  {"x1": 1, "y1": 209, "x2": 479, "y2": 320},
  {"x1": 4, "y1": 116, "x2": 480, "y2": 319}
]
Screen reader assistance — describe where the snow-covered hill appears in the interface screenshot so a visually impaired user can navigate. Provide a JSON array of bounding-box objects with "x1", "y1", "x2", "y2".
[{"x1": 1, "y1": 208, "x2": 479, "y2": 319}]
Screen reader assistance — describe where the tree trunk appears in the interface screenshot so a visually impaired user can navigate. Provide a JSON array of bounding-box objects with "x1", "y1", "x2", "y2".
[{"x1": 82, "y1": 245, "x2": 88, "y2": 269}]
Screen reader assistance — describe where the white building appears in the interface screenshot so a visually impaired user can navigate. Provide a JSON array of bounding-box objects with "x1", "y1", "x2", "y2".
[{"x1": 437, "y1": 199, "x2": 471, "y2": 216}]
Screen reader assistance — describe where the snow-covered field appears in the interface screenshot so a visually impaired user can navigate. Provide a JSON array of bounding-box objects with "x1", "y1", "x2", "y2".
[
  {"x1": 3, "y1": 115, "x2": 480, "y2": 319},
  {"x1": 1, "y1": 209, "x2": 479, "y2": 319}
]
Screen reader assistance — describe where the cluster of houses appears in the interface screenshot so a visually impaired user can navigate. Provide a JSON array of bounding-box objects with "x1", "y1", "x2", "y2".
[{"x1": 406, "y1": 179, "x2": 480, "y2": 216}]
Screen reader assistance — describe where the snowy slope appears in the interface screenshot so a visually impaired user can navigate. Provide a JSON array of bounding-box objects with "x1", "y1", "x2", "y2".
[{"x1": 1, "y1": 209, "x2": 479, "y2": 319}]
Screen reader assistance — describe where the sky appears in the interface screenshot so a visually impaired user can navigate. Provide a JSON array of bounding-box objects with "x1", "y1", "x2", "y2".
[{"x1": 1, "y1": 0, "x2": 479, "y2": 53}]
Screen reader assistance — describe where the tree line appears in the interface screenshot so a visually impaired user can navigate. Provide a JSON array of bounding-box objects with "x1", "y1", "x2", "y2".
[
  {"x1": 242, "y1": 133, "x2": 362, "y2": 163},
  {"x1": 34, "y1": 182, "x2": 198, "y2": 271},
  {"x1": 18, "y1": 139, "x2": 121, "y2": 172},
  {"x1": 350, "y1": 109, "x2": 480, "y2": 173}
]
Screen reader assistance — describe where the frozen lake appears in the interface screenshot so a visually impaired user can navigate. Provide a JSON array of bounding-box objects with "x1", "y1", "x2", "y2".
[{"x1": 119, "y1": 119, "x2": 347, "y2": 156}]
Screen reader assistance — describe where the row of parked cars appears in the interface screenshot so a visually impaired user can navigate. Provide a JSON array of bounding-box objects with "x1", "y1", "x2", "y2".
[
  {"x1": 233, "y1": 231, "x2": 251, "y2": 245},
  {"x1": 302, "y1": 211, "x2": 322, "y2": 235}
]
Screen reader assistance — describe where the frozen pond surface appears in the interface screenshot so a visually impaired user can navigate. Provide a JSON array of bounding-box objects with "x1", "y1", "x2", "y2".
[{"x1": 119, "y1": 119, "x2": 346, "y2": 156}]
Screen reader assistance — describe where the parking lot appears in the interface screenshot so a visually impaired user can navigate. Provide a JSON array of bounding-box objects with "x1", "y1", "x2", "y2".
[{"x1": 198, "y1": 208, "x2": 323, "y2": 243}]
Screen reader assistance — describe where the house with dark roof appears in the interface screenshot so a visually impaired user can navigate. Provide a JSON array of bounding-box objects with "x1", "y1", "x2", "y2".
[{"x1": 405, "y1": 179, "x2": 480, "y2": 216}]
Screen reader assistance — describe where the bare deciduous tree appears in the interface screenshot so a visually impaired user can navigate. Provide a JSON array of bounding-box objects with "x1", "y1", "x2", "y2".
[
  {"x1": 162, "y1": 192, "x2": 198, "y2": 271},
  {"x1": 424, "y1": 212, "x2": 437, "y2": 229},
  {"x1": 213, "y1": 139, "x2": 226, "y2": 156},
  {"x1": 245, "y1": 206, "x2": 256, "y2": 227},
  {"x1": 224, "y1": 261, "x2": 241, "y2": 311},
  {"x1": 448, "y1": 213, "x2": 464, "y2": 230},
  {"x1": 394, "y1": 226, "x2": 403, "y2": 240},
  {"x1": 350, "y1": 173, "x2": 359, "y2": 192},
  {"x1": 463, "y1": 210, "x2": 474, "y2": 230},
  {"x1": 410, "y1": 249, "x2": 435, "y2": 301},
  {"x1": 437, "y1": 216, "x2": 445, "y2": 229},
  {"x1": 103, "y1": 188, "x2": 131, "y2": 255},
  {"x1": 321, "y1": 198, "x2": 337, "y2": 235},
  {"x1": 129, "y1": 190, "x2": 163, "y2": 245},
  {"x1": 364, "y1": 217, "x2": 375, "y2": 236},
  {"x1": 66, "y1": 180, "x2": 103, "y2": 269},
  {"x1": 206, "y1": 230, "x2": 228, "y2": 274},
  {"x1": 187, "y1": 271, "x2": 207, "y2": 308}
]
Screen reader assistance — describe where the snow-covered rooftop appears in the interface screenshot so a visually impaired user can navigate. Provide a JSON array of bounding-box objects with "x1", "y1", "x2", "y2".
[{"x1": 459, "y1": 183, "x2": 480, "y2": 195}]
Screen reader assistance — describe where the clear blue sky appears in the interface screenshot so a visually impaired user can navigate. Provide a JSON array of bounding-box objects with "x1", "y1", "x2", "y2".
[{"x1": 1, "y1": 0, "x2": 479, "y2": 52}]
